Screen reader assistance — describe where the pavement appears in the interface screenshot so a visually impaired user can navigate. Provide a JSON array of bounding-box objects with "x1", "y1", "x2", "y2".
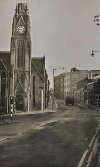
[
  {"x1": 0, "y1": 99, "x2": 58, "y2": 126},
  {"x1": 76, "y1": 101, "x2": 100, "y2": 167},
  {"x1": 77, "y1": 101, "x2": 100, "y2": 113},
  {"x1": 0, "y1": 99, "x2": 100, "y2": 166},
  {"x1": 14, "y1": 99, "x2": 58, "y2": 115},
  {"x1": 0, "y1": 99, "x2": 59, "y2": 144}
]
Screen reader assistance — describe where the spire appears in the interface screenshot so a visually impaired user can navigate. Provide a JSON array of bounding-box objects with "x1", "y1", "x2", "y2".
[
  {"x1": 16, "y1": 3, "x2": 28, "y2": 14},
  {"x1": 12, "y1": 3, "x2": 31, "y2": 37}
]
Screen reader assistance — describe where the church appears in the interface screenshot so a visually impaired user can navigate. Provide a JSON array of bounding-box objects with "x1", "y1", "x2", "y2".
[{"x1": 0, "y1": 3, "x2": 50, "y2": 113}]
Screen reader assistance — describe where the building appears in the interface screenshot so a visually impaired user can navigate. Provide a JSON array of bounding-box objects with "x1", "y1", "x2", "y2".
[
  {"x1": 54, "y1": 73, "x2": 64, "y2": 99},
  {"x1": 54, "y1": 69, "x2": 100, "y2": 100},
  {"x1": 87, "y1": 74, "x2": 100, "y2": 107},
  {"x1": 54, "y1": 70, "x2": 88, "y2": 99},
  {"x1": 67, "y1": 70, "x2": 89, "y2": 98},
  {"x1": 0, "y1": 3, "x2": 49, "y2": 113},
  {"x1": 76, "y1": 77, "x2": 93, "y2": 102},
  {"x1": 31, "y1": 56, "x2": 48, "y2": 110},
  {"x1": 0, "y1": 52, "x2": 11, "y2": 113},
  {"x1": 88, "y1": 70, "x2": 100, "y2": 79}
]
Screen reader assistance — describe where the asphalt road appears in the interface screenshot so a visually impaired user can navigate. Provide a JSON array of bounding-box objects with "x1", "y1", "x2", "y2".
[{"x1": 0, "y1": 102, "x2": 100, "y2": 167}]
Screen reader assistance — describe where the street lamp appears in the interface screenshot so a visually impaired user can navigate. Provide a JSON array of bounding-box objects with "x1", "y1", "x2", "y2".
[
  {"x1": 91, "y1": 50, "x2": 100, "y2": 57},
  {"x1": 94, "y1": 15, "x2": 99, "y2": 26},
  {"x1": 52, "y1": 67, "x2": 64, "y2": 109}
]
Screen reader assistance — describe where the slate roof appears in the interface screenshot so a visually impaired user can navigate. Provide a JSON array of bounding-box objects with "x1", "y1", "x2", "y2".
[
  {"x1": 0, "y1": 51, "x2": 10, "y2": 70},
  {"x1": 0, "y1": 52, "x2": 46, "y2": 81},
  {"x1": 31, "y1": 56, "x2": 45, "y2": 79}
]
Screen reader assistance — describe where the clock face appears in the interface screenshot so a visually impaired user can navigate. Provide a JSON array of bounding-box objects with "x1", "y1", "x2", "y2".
[{"x1": 17, "y1": 26, "x2": 25, "y2": 34}]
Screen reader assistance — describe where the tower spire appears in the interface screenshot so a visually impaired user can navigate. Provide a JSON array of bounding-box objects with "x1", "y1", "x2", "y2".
[{"x1": 10, "y1": 3, "x2": 31, "y2": 112}]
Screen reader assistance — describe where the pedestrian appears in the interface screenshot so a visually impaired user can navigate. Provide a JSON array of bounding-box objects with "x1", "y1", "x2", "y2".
[{"x1": 10, "y1": 111, "x2": 13, "y2": 123}]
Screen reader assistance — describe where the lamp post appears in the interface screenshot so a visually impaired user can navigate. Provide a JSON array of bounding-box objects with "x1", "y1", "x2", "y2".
[
  {"x1": 94, "y1": 15, "x2": 99, "y2": 26},
  {"x1": 91, "y1": 50, "x2": 100, "y2": 107},
  {"x1": 91, "y1": 50, "x2": 100, "y2": 57},
  {"x1": 52, "y1": 67, "x2": 64, "y2": 109}
]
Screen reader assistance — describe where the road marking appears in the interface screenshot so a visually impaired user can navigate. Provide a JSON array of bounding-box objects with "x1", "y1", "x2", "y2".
[
  {"x1": 0, "y1": 137, "x2": 9, "y2": 141},
  {"x1": 77, "y1": 149, "x2": 88, "y2": 167},
  {"x1": 77, "y1": 123, "x2": 100, "y2": 167},
  {"x1": 17, "y1": 132, "x2": 22, "y2": 136},
  {"x1": 0, "y1": 136, "x2": 11, "y2": 141}
]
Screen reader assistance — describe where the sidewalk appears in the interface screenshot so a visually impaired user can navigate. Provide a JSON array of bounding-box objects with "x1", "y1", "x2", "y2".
[
  {"x1": 14, "y1": 99, "x2": 58, "y2": 116},
  {"x1": 77, "y1": 101, "x2": 100, "y2": 167},
  {"x1": 0, "y1": 99, "x2": 58, "y2": 124},
  {"x1": 0, "y1": 99, "x2": 58, "y2": 143},
  {"x1": 77, "y1": 101, "x2": 100, "y2": 111}
]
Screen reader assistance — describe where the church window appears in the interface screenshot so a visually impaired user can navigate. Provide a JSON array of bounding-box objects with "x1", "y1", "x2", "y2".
[
  {"x1": 17, "y1": 47, "x2": 25, "y2": 67},
  {"x1": 33, "y1": 76, "x2": 35, "y2": 107}
]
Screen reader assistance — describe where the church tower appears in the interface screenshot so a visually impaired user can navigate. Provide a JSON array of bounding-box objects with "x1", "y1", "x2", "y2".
[{"x1": 10, "y1": 3, "x2": 31, "y2": 111}]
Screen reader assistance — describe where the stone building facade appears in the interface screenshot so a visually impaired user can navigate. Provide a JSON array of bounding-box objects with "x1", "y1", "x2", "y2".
[
  {"x1": 54, "y1": 73, "x2": 64, "y2": 99},
  {"x1": 10, "y1": 3, "x2": 31, "y2": 112},
  {"x1": 54, "y1": 69, "x2": 100, "y2": 100},
  {"x1": 0, "y1": 3, "x2": 49, "y2": 113}
]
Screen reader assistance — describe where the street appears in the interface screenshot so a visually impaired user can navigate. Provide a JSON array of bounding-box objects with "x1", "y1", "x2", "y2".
[{"x1": 0, "y1": 101, "x2": 100, "y2": 167}]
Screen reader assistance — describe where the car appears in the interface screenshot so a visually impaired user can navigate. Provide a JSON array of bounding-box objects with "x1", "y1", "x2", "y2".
[{"x1": 65, "y1": 96, "x2": 74, "y2": 106}]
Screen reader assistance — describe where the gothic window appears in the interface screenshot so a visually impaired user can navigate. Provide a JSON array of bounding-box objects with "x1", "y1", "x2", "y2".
[
  {"x1": 33, "y1": 76, "x2": 35, "y2": 107},
  {"x1": 21, "y1": 74, "x2": 24, "y2": 83},
  {"x1": 17, "y1": 74, "x2": 18, "y2": 82},
  {"x1": 0, "y1": 72, "x2": 6, "y2": 107},
  {"x1": 17, "y1": 47, "x2": 25, "y2": 67},
  {"x1": 0, "y1": 61, "x2": 6, "y2": 71}
]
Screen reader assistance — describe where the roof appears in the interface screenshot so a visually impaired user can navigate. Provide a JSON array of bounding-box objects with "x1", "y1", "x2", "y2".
[
  {"x1": 0, "y1": 51, "x2": 10, "y2": 70},
  {"x1": 93, "y1": 74, "x2": 100, "y2": 80},
  {"x1": 32, "y1": 56, "x2": 45, "y2": 78}
]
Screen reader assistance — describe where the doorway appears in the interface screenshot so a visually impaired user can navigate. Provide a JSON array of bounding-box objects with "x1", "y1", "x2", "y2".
[{"x1": 16, "y1": 95, "x2": 23, "y2": 111}]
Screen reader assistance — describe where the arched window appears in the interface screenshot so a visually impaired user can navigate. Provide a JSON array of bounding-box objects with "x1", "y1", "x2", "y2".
[
  {"x1": 0, "y1": 71, "x2": 6, "y2": 107},
  {"x1": 33, "y1": 76, "x2": 35, "y2": 107},
  {"x1": 17, "y1": 47, "x2": 25, "y2": 67}
]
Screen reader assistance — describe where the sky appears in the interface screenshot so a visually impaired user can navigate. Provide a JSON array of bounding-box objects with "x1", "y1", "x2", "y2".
[{"x1": 0, "y1": 0, "x2": 100, "y2": 84}]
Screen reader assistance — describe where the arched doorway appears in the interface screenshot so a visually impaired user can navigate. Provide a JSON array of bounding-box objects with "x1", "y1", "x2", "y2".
[{"x1": 16, "y1": 95, "x2": 23, "y2": 111}]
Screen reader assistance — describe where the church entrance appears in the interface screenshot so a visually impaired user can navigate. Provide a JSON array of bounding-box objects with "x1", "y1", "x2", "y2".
[{"x1": 16, "y1": 95, "x2": 23, "y2": 111}]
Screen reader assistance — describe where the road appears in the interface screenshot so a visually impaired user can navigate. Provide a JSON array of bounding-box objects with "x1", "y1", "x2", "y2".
[{"x1": 0, "y1": 101, "x2": 100, "y2": 167}]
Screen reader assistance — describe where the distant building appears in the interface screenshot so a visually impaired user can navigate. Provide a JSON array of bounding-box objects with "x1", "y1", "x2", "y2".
[
  {"x1": 0, "y1": 3, "x2": 49, "y2": 113},
  {"x1": 76, "y1": 77, "x2": 93, "y2": 102},
  {"x1": 88, "y1": 70, "x2": 100, "y2": 79},
  {"x1": 54, "y1": 69, "x2": 100, "y2": 100},
  {"x1": 87, "y1": 74, "x2": 100, "y2": 107},
  {"x1": 64, "y1": 70, "x2": 89, "y2": 98},
  {"x1": 54, "y1": 73, "x2": 64, "y2": 99}
]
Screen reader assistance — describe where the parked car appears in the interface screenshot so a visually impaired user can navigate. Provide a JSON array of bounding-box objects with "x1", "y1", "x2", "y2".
[{"x1": 65, "y1": 96, "x2": 74, "y2": 106}]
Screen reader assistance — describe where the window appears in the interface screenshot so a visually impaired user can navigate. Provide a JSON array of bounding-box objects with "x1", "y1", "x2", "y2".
[{"x1": 17, "y1": 48, "x2": 25, "y2": 67}]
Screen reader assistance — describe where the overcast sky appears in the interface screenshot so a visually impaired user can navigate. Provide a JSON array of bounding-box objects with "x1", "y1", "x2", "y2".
[{"x1": 0, "y1": 0, "x2": 100, "y2": 83}]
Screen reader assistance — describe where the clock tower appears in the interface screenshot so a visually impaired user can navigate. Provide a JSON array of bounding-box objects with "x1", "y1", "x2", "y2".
[{"x1": 10, "y1": 3, "x2": 31, "y2": 111}]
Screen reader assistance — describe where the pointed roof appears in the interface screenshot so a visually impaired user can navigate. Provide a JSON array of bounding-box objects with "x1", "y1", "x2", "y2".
[
  {"x1": 15, "y1": 81, "x2": 24, "y2": 95},
  {"x1": 32, "y1": 56, "x2": 45, "y2": 78},
  {"x1": 16, "y1": 3, "x2": 28, "y2": 13},
  {"x1": 31, "y1": 59, "x2": 44, "y2": 81},
  {"x1": 16, "y1": 16, "x2": 25, "y2": 27},
  {"x1": 0, "y1": 51, "x2": 10, "y2": 70},
  {"x1": 0, "y1": 59, "x2": 7, "y2": 71}
]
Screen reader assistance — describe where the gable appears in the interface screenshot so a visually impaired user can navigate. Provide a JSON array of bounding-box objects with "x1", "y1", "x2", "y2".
[
  {"x1": 15, "y1": 82, "x2": 24, "y2": 95},
  {"x1": 0, "y1": 59, "x2": 7, "y2": 71},
  {"x1": 32, "y1": 56, "x2": 45, "y2": 78},
  {"x1": 16, "y1": 16, "x2": 25, "y2": 27},
  {"x1": 31, "y1": 60, "x2": 44, "y2": 81},
  {"x1": 0, "y1": 51, "x2": 10, "y2": 70}
]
